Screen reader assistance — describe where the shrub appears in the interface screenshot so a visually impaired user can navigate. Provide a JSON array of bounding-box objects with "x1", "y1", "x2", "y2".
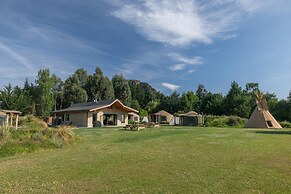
[
  {"x1": 227, "y1": 116, "x2": 247, "y2": 127},
  {"x1": 279, "y1": 121, "x2": 291, "y2": 128},
  {"x1": 205, "y1": 115, "x2": 247, "y2": 128},
  {"x1": 19, "y1": 115, "x2": 48, "y2": 130}
]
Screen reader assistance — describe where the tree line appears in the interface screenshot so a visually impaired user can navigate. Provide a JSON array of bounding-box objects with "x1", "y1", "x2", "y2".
[{"x1": 0, "y1": 67, "x2": 291, "y2": 122}]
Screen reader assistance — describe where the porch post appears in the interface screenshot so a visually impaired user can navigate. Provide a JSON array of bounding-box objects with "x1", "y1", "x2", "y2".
[
  {"x1": 10, "y1": 113, "x2": 13, "y2": 126},
  {"x1": 15, "y1": 114, "x2": 19, "y2": 129},
  {"x1": 5, "y1": 115, "x2": 8, "y2": 127}
]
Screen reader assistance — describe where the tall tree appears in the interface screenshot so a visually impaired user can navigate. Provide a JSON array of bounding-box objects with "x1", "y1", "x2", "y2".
[
  {"x1": 0, "y1": 83, "x2": 15, "y2": 110},
  {"x1": 265, "y1": 92, "x2": 278, "y2": 113},
  {"x1": 245, "y1": 82, "x2": 259, "y2": 93},
  {"x1": 63, "y1": 73, "x2": 88, "y2": 107},
  {"x1": 35, "y1": 69, "x2": 54, "y2": 118},
  {"x1": 196, "y1": 84, "x2": 208, "y2": 112},
  {"x1": 272, "y1": 100, "x2": 290, "y2": 121},
  {"x1": 223, "y1": 81, "x2": 251, "y2": 118},
  {"x1": 158, "y1": 91, "x2": 181, "y2": 113},
  {"x1": 180, "y1": 91, "x2": 198, "y2": 112},
  {"x1": 51, "y1": 74, "x2": 64, "y2": 110},
  {"x1": 201, "y1": 93, "x2": 224, "y2": 115},
  {"x1": 74, "y1": 68, "x2": 88, "y2": 88},
  {"x1": 128, "y1": 80, "x2": 160, "y2": 109},
  {"x1": 145, "y1": 100, "x2": 160, "y2": 113},
  {"x1": 288, "y1": 91, "x2": 291, "y2": 121},
  {"x1": 85, "y1": 67, "x2": 114, "y2": 101},
  {"x1": 112, "y1": 74, "x2": 132, "y2": 106},
  {"x1": 131, "y1": 99, "x2": 141, "y2": 111}
]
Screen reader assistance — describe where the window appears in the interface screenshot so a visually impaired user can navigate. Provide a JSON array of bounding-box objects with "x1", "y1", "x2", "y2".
[
  {"x1": 161, "y1": 116, "x2": 167, "y2": 122},
  {"x1": 121, "y1": 113, "x2": 125, "y2": 123},
  {"x1": 103, "y1": 114, "x2": 117, "y2": 125},
  {"x1": 134, "y1": 116, "x2": 139, "y2": 122},
  {"x1": 65, "y1": 114, "x2": 70, "y2": 121}
]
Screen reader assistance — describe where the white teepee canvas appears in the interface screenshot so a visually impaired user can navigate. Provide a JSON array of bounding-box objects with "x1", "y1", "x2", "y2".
[{"x1": 245, "y1": 93, "x2": 282, "y2": 129}]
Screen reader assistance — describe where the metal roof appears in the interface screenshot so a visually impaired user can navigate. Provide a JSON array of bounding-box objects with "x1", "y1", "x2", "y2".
[{"x1": 53, "y1": 99, "x2": 138, "y2": 113}]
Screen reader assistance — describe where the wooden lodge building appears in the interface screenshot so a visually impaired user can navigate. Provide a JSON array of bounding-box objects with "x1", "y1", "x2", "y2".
[{"x1": 53, "y1": 99, "x2": 138, "y2": 128}]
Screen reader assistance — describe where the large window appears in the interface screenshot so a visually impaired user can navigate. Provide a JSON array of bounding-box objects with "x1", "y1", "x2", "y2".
[{"x1": 103, "y1": 114, "x2": 117, "y2": 126}]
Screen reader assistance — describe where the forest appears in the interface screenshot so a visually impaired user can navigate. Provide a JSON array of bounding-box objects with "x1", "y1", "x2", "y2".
[{"x1": 0, "y1": 67, "x2": 291, "y2": 122}]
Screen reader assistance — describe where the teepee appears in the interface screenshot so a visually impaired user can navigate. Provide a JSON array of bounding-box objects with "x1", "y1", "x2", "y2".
[{"x1": 245, "y1": 92, "x2": 282, "y2": 129}]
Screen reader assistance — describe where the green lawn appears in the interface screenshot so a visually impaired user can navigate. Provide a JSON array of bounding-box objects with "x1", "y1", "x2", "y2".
[{"x1": 0, "y1": 126, "x2": 291, "y2": 193}]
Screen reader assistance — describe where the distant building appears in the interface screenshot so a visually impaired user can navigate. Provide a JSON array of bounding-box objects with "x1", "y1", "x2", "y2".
[
  {"x1": 149, "y1": 110, "x2": 174, "y2": 124},
  {"x1": 53, "y1": 99, "x2": 138, "y2": 128},
  {"x1": 174, "y1": 111, "x2": 203, "y2": 126}
]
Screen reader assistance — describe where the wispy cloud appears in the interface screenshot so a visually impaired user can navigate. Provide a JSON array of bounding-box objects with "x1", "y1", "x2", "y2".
[
  {"x1": 112, "y1": 48, "x2": 174, "y2": 82},
  {"x1": 187, "y1": 69, "x2": 196, "y2": 74},
  {"x1": 0, "y1": 4, "x2": 107, "y2": 89},
  {"x1": 169, "y1": 53, "x2": 203, "y2": 65},
  {"x1": 169, "y1": 53, "x2": 203, "y2": 71},
  {"x1": 170, "y1": 64, "x2": 187, "y2": 71},
  {"x1": 110, "y1": 0, "x2": 266, "y2": 46},
  {"x1": 0, "y1": 41, "x2": 35, "y2": 71},
  {"x1": 162, "y1": 82, "x2": 180, "y2": 91}
]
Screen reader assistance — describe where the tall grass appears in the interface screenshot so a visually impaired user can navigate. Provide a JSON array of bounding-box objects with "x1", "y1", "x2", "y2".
[{"x1": 0, "y1": 116, "x2": 78, "y2": 158}]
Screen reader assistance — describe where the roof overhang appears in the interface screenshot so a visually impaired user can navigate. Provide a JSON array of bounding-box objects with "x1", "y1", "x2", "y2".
[
  {"x1": 0, "y1": 109, "x2": 22, "y2": 114},
  {"x1": 90, "y1": 99, "x2": 138, "y2": 113}
]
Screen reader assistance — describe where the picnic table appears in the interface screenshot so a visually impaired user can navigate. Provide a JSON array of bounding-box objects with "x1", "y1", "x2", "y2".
[{"x1": 124, "y1": 124, "x2": 146, "y2": 131}]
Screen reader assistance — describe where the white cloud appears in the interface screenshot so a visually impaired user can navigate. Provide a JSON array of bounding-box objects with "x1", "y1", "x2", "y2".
[
  {"x1": 162, "y1": 82, "x2": 180, "y2": 91},
  {"x1": 170, "y1": 64, "x2": 187, "y2": 71},
  {"x1": 187, "y1": 69, "x2": 196, "y2": 73},
  {"x1": 169, "y1": 53, "x2": 203, "y2": 65},
  {"x1": 111, "y1": 0, "x2": 265, "y2": 46},
  {"x1": 169, "y1": 53, "x2": 203, "y2": 71}
]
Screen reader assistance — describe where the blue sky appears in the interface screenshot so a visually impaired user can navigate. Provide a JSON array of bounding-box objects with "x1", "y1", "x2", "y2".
[{"x1": 0, "y1": 0, "x2": 291, "y2": 99}]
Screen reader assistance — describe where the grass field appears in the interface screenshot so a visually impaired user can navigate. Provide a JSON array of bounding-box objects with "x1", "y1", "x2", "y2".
[{"x1": 0, "y1": 126, "x2": 291, "y2": 193}]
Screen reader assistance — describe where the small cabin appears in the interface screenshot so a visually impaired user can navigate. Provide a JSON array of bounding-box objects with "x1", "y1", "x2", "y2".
[
  {"x1": 174, "y1": 111, "x2": 203, "y2": 126},
  {"x1": 149, "y1": 110, "x2": 174, "y2": 124}
]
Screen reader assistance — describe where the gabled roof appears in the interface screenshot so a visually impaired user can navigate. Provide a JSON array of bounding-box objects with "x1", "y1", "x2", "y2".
[
  {"x1": 151, "y1": 110, "x2": 173, "y2": 116},
  {"x1": 185, "y1": 111, "x2": 199, "y2": 116},
  {"x1": 53, "y1": 99, "x2": 138, "y2": 113},
  {"x1": 175, "y1": 111, "x2": 199, "y2": 117}
]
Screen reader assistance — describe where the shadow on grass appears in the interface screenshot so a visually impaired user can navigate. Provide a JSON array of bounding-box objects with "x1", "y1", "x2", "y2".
[{"x1": 252, "y1": 130, "x2": 291, "y2": 135}]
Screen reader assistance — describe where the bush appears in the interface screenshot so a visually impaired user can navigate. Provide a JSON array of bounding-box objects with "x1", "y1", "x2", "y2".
[
  {"x1": 19, "y1": 115, "x2": 48, "y2": 129},
  {"x1": 227, "y1": 116, "x2": 247, "y2": 127},
  {"x1": 205, "y1": 115, "x2": 247, "y2": 128},
  {"x1": 279, "y1": 121, "x2": 291, "y2": 128}
]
